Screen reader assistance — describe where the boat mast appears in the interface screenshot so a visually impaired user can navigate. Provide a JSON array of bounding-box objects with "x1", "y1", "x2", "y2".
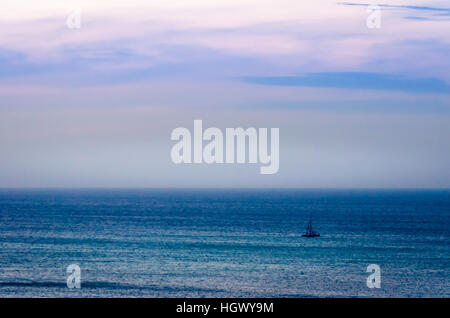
[{"x1": 307, "y1": 214, "x2": 313, "y2": 234}]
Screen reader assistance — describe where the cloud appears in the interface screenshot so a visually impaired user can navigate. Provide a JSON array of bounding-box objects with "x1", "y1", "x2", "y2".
[
  {"x1": 338, "y1": 2, "x2": 450, "y2": 13},
  {"x1": 0, "y1": 0, "x2": 449, "y2": 85},
  {"x1": 241, "y1": 72, "x2": 450, "y2": 94},
  {"x1": 338, "y1": 2, "x2": 450, "y2": 20}
]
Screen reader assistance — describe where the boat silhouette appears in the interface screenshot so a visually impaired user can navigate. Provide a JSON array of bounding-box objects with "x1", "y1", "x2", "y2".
[{"x1": 302, "y1": 214, "x2": 320, "y2": 237}]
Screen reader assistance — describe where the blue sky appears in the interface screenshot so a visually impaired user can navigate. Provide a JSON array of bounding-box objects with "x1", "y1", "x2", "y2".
[{"x1": 0, "y1": 0, "x2": 449, "y2": 187}]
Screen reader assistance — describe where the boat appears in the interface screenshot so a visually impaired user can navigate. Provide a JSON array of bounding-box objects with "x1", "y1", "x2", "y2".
[{"x1": 302, "y1": 214, "x2": 320, "y2": 237}]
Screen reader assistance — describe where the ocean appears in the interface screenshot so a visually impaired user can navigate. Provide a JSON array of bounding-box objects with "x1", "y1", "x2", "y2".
[{"x1": 0, "y1": 189, "x2": 448, "y2": 297}]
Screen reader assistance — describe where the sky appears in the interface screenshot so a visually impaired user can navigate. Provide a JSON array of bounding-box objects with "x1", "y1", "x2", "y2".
[{"x1": 0, "y1": 0, "x2": 449, "y2": 188}]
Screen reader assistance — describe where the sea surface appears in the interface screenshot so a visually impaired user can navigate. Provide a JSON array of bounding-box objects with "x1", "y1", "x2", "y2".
[{"x1": 0, "y1": 189, "x2": 448, "y2": 297}]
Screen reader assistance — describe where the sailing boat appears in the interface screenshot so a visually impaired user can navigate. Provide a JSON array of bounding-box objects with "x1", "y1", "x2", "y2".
[{"x1": 302, "y1": 214, "x2": 320, "y2": 237}]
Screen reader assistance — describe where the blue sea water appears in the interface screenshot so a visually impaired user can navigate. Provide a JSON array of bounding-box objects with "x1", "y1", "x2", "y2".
[{"x1": 0, "y1": 189, "x2": 448, "y2": 298}]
